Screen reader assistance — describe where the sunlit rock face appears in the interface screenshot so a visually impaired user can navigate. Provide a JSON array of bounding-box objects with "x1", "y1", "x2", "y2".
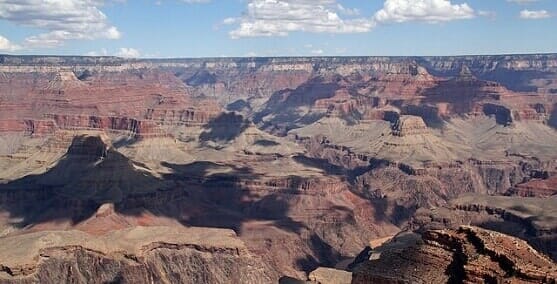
[
  {"x1": 0, "y1": 54, "x2": 556, "y2": 282},
  {"x1": 351, "y1": 226, "x2": 557, "y2": 284},
  {"x1": 391, "y1": 115, "x2": 428, "y2": 137},
  {"x1": 0, "y1": 226, "x2": 278, "y2": 284}
]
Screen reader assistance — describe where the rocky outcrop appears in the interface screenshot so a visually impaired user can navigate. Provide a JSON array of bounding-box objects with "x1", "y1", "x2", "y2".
[
  {"x1": 45, "y1": 114, "x2": 161, "y2": 137},
  {"x1": 352, "y1": 226, "x2": 557, "y2": 284},
  {"x1": 46, "y1": 69, "x2": 83, "y2": 91},
  {"x1": 308, "y1": 267, "x2": 352, "y2": 284},
  {"x1": 418, "y1": 54, "x2": 557, "y2": 93},
  {"x1": 550, "y1": 103, "x2": 557, "y2": 128},
  {"x1": 0, "y1": 120, "x2": 56, "y2": 135},
  {"x1": 359, "y1": 63, "x2": 439, "y2": 98},
  {"x1": 0, "y1": 116, "x2": 173, "y2": 137},
  {"x1": 508, "y1": 176, "x2": 557, "y2": 197},
  {"x1": 482, "y1": 103, "x2": 514, "y2": 126},
  {"x1": 391, "y1": 115, "x2": 428, "y2": 137},
  {"x1": 0, "y1": 226, "x2": 277, "y2": 283},
  {"x1": 410, "y1": 194, "x2": 557, "y2": 261}
]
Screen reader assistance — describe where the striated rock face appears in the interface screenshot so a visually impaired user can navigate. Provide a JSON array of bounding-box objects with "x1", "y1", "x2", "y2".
[
  {"x1": 508, "y1": 176, "x2": 557, "y2": 197},
  {"x1": 47, "y1": 69, "x2": 83, "y2": 91},
  {"x1": 0, "y1": 67, "x2": 221, "y2": 138},
  {"x1": 482, "y1": 103, "x2": 514, "y2": 126},
  {"x1": 410, "y1": 194, "x2": 557, "y2": 261},
  {"x1": 308, "y1": 267, "x2": 352, "y2": 284},
  {"x1": 391, "y1": 115, "x2": 428, "y2": 137},
  {"x1": 352, "y1": 226, "x2": 557, "y2": 284},
  {"x1": 1, "y1": 55, "x2": 556, "y2": 137},
  {"x1": 0, "y1": 226, "x2": 277, "y2": 284}
]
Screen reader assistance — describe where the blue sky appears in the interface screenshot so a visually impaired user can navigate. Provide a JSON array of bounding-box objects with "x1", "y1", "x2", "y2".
[{"x1": 0, "y1": 0, "x2": 555, "y2": 57}]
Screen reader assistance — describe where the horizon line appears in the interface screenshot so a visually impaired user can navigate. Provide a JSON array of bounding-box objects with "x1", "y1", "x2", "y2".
[{"x1": 1, "y1": 52, "x2": 557, "y2": 61}]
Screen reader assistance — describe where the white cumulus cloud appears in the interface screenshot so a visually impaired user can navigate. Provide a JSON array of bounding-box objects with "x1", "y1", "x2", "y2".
[
  {"x1": 336, "y1": 4, "x2": 360, "y2": 16},
  {"x1": 311, "y1": 49, "x2": 324, "y2": 55},
  {"x1": 116, "y1": 47, "x2": 141, "y2": 58},
  {"x1": 0, "y1": 0, "x2": 121, "y2": 48},
  {"x1": 180, "y1": 0, "x2": 210, "y2": 3},
  {"x1": 222, "y1": 17, "x2": 238, "y2": 25},
  {"x1": 228, "y1": 0, "x2": 374, "y2": 39},
  {"x1": 84, "y1": 48, "x2": 109, "y2": 56},
  {"x1": 0, "y1": 35, "x2": 21, "y2": 52},
  {"x1": 478, "y1": 10, "x2": 497, "y2": 20},
  {"x1": 374, "y1": 0, "x2": 475, "y2": 23},
  {"x1": 507, "y1": 0, "x2": 540, "y2": 4},
  {"x1": 519, "y1": 9, "x2": 551, "y2": 19}
]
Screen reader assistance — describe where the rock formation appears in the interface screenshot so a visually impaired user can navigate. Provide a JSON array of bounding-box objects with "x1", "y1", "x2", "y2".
[
  {"x1": 46, "y1": 69, "x2": 83, "y2": 91},
  {"x1": 391, "y1": 115, "x2": 429, "y2": 137},
  {"x1": 0, "y1": 226, "x2": 277, "y2": 283},
  {"x1": 507, "y1": 176, "x2": 557, "y2": 197},
  {"x1": 410, "y1": 194, "x2": 557, "y2": 261},
  {"x1": 308, "y1": 267, "x2": 352, "y2": 284},
  {"x1": 352, "y1": 226, "x2": 557, "y2": 284}
]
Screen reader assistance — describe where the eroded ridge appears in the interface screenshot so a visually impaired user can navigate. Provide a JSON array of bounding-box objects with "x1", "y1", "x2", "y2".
[
  {"x1": 352, "y1": 226, "x2": 557, "y2": 284},
  {"x1": 0, "y1": 226, "x2": 276, "y2": 283}
]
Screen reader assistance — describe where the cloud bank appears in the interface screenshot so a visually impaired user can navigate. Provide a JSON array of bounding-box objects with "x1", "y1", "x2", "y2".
[
  {"x1": 227, "y1": 0, "x2": 477, "y2": 39},
  {"x1": 520, "y1": 9, "x2": 551, "y2": 19},
  {"x1": 0, "y1": 0, "x2": 121, "y2": 49},
  {"x1": 226, "y1": 0, "x2": 375, "y2": 39}
]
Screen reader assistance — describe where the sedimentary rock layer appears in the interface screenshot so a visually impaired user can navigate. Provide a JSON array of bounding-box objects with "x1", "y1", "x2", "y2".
[
  {"x1": 0, "y1": 226, "x2": 276, "y2": 284},
  {"x1": 352, "y1": 226, "x2": 557, "y2": 284}
]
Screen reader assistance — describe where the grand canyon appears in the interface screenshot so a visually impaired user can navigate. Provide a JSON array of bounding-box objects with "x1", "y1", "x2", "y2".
[{"x1": 0, "y1": 54, "x2": 556, "y2": 283}]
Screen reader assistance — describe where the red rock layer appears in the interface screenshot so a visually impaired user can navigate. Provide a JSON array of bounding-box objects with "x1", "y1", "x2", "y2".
[
  {"x1": 508, "y1": 176, "x2": 557, "y2": 197},
  {"x1": 0, "y1": 70, "x2": 221, "y2": 137}
]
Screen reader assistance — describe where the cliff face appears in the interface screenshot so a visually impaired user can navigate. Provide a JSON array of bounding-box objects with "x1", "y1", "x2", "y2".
[
  {"x1": 352, "y1": 226, "x2": 557, "y2": 284},
  {"x1": 0, "y1": 226, "x2": 277, "y2": 284},
  {"x1": 409, "y1": 194, "x2": 557, "y2": 262},
  {"x1": 1, "y1": 55, "x2": 556, "y2": 135}
]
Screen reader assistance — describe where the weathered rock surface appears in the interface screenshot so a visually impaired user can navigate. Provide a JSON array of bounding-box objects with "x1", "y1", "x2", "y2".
[
  {"x1": 391, "y1": 115, "x2": 428, "y2": 137},
  {"x1": 411, "y1": 194, "x2": 557, "y2": 261},
  {"x1": 508, "y1": 175, "x2": 557, "y2": 197},
  {"x1": 0, "y1": 226, "x2": 277, "y2": 284},
  {"x1": 308, "y1": 267, "x2": 352, "y2": 284},
  {"x1": 352, "y1": 226, "x2": 557, "y2": 284}
]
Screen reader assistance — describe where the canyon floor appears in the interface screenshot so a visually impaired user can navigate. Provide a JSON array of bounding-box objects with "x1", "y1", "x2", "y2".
[{"x1": 0, "y1": 55, "x2": 556, "y2": 283}]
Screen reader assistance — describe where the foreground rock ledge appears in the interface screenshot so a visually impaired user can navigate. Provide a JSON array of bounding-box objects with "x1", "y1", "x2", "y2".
[
  {"x1": 0, "y1": 226, "x2": 276, "y2": 284},
  {"x1": 352, "y1": 226, "x2": 557, "y2": 284}
]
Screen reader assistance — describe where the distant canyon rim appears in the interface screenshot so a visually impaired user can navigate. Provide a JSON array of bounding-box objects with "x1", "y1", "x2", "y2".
[{"x1": 0, "y1": 54, "x2": 556, "y2": 283}]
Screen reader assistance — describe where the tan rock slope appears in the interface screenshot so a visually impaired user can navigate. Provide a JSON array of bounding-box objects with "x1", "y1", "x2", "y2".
[{"x1": 0, "y1": 226, "x2": 276, "y2": 283}]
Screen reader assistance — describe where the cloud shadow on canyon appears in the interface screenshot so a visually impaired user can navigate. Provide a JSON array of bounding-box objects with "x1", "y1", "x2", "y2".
[
  {"x1": 0, "y1": 136, "x2": 307, "y2": 237},
  {"x1": 199, "y1": 112, "x2": 250, "y2": 144},
  {"x1": 292, "y1": 154, "x2": 416, "y2": 227},
  {"x1": 0, "y1": 135, "x2": 408, "y2": 272},
  {"x1": 253, "y1": 76, "x2": 340, "y2": 134},
  {"x1": 549, "y1": 103, "x2": 557, "y2": 130}
]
